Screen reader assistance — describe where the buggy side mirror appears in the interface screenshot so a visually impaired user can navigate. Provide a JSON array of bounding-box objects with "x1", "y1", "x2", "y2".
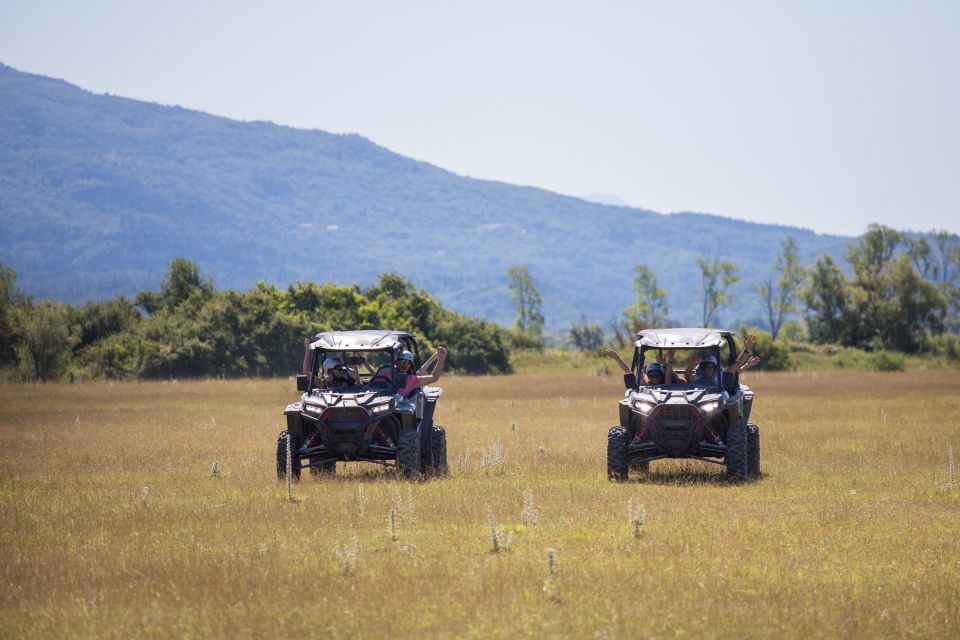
[
  {"x1": 394, "y1": 372, "x2": 408, "y2": 390},
  {"x1": 296, "y1": 374, "x2": 309, "y2": 392},
  {"x1": 623, "y1": 372, "x2": 637, "y2": 390},
  {"x1": 721, "y1": 371, "x2": 739, "y2": 395}
]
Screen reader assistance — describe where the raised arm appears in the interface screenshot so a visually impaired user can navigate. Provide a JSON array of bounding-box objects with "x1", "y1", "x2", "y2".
[
  {"x1": 658, "y1": 349, "x2": 682, "y2": 384},
  {"x1": 605, "y1": 348, "x2": 632, "y2": 374},
  {"x1": 735, "y1": 355, "x2": 761, "y2": 374},
  {"x1": 683, "y1": 353, "x2": 698, "y2": 383},
  {"x1": 417, "y1": 346, "x2": 446, "y2": 376},
  {"x1": 302, "y1": 338, "x2": 312, "y2": 376},
  {"x1": 726, "y1": 335, "x2": 756, "y2": 373},
  {"x1": 416, "y1": 348, "x2": 447, "y2": 386}
]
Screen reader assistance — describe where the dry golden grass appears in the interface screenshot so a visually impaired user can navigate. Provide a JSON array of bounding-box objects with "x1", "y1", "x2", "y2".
[{"x1": 2, "y1": 371, "x2": 959, "y2": 638}]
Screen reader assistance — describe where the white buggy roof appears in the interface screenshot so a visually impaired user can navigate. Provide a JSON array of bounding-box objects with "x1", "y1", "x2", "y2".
[{"x1": 635, "y1": 328, "x2": 733, "y2": 349}]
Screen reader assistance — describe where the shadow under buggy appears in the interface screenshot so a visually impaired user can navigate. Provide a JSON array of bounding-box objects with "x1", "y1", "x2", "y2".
[
  {"x1": 608, "y1": 328, "x2": 761, "y2": 482},
  {"x1": 277, "y1": 330, "x2": 447, "y2": 479}
]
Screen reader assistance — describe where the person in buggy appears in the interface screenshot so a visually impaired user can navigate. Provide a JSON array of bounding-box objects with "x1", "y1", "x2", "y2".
[
  {"x1": 321, "y1": 357, "x2": 359, "y2": 389},
  {"x1": 371, "y1": 347, "x2": 448, "y2": 396}
]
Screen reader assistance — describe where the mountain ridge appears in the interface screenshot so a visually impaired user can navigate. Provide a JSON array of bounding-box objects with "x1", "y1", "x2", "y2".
[{"x1": 0, "y1": 61, "x2": 853, "y2": 329}]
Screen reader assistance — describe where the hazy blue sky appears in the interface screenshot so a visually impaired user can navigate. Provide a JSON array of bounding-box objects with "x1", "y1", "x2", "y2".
[{"x1": 2, "y1": 1, "x2": 958, "y2": 236}]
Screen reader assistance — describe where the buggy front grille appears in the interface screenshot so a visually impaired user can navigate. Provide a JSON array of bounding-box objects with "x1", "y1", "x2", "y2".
[{"x1": 658, "y1": 405, "x2": 695, "y2": 421}]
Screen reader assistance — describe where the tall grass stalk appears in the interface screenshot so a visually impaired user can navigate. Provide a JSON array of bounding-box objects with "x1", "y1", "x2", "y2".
[
  {"x1": 544, "y1": 547, "x2": 558, "y2": 599},
  {"x1": 210, "y1": 460, "x2": 220, "y2": 478},
  {"x1": 388, "y1": 508, "x2": 397, "y2": 541}
]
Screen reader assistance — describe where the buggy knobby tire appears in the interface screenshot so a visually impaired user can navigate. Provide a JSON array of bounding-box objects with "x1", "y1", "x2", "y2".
[
  {"x1": 397, "y1": 429, "x2": 422, "y2": 479},
  {"x1": 422, "y1": 425, "x2": 448, "y2": 477},
  {"x1": 747, "y1": 423, "x2": 760, "y2": 480},
  {"x1": 725, "y1": 421, "x2": 747, "y2": 480},
  {"x1": 276, "y1": 430, "x2": 302, "y2": 481},
  {"x1": 607, "y1": 426, "x2": 629, "y2": 482}
]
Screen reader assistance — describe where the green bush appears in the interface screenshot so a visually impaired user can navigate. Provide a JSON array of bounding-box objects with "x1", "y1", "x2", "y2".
[{"x1": 869, "y1": 350, "x2": 906, "y2": 372}]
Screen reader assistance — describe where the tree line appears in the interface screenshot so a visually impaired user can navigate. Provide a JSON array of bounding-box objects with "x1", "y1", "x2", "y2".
[
  {"x1": 547, "y1": 225, "x2": 959, "y2": 366},
  {"x1": 0, "y1": 258, "x2": 512, "y2": 381},
  {"x1": 2, "y1": 225, "x2": 958, "y2": 381}
]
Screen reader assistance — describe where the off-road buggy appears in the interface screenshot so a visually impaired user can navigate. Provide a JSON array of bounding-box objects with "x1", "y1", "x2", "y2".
[
  {"x1": 608, "y1": 328, "x2": 760, "y2": 481},
  {"x1": 276, "y1": 330, "x2": 447, "y2": 479}
]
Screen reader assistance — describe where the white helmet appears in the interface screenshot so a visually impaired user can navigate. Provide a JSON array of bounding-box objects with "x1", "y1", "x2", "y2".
[
  {"x1": 322, "y1": 357, "x2": 342, "y2": 372},
  {"x1": 397, "y1": 350, "x2": 414, "y2": 364}
]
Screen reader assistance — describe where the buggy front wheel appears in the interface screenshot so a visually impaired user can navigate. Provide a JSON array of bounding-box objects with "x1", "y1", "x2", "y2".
[{"x1": 607, "y1": 426, "x2": 628, "y2": 482}]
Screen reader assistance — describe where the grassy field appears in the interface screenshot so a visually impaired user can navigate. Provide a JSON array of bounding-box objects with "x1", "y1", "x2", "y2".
[{"x1": 2, "y1": 371, "x2": 959, "y2": 638}]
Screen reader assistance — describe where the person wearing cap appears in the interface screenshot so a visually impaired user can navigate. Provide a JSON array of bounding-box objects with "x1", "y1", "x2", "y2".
[
  {"x1": 396, "y1": 347, "x2": 447, "y2": 397},
  {"x1": 679, "y1": 334, "x2": 759, "y2": 385},
  {"x1": 643, "y1": 361, "x2": 666, "y2": 386},
  {"x1": 369, "y1": 346, "x2": 448, "y2": 396}
]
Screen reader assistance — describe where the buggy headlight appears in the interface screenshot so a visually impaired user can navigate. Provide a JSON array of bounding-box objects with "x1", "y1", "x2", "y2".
[
  {"x1": 304, "y1": 403, "x2": 324, "y2": 414},
  {"x1": 633, "y1": 400, "x2": 655, "y2": 415},
  {"x1": 699, "y1": 401, "x2": 719, "y2": 414},
  {"x1": 370, "y1": 404, "x2": 391, "y2": 415}
]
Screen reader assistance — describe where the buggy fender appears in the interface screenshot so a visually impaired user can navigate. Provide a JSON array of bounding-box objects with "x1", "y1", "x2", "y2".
[{"x1": 283, "y1": 403, "x2": 306, "y2": 441}]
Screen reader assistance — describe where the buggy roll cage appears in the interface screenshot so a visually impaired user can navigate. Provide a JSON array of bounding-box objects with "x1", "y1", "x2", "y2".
[{"x1": 626, "y1": 328, "x2": 739, "y2": 392}]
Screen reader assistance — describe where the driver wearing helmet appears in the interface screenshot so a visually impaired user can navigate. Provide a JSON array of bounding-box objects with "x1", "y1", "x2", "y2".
[{"x1": 322, "y1": 356, "x2": 358, "y2": 388}]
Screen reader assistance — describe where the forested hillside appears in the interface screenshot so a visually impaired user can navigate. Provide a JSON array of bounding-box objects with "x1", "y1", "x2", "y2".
[{"x1": 0, "y1": 62, "x2": 854, "y2": 329}]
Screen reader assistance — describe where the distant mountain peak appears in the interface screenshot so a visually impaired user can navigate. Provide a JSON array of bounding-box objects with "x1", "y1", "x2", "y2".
[{"x1": 580, "y1": 193, "x2": 631, "y2": 207}]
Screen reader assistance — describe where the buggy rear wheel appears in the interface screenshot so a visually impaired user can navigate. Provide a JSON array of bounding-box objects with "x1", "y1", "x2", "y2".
[
  {"x1": 725, "y1": 421, "x2": 747, "y2": 480},
  {"x1": 422, "y1": 425, "x2": 448, "y2": 477},
  {"x1": 747, "y1": 423, "x2": 760, "y2": 480},
  {"x1": 276, "y1": 430, "x2": 302, "y2": 481},
  {"x1": 397, "y1": 429, "x2": 422, "y2": 479},
  {"x1": 607, "y1": 426, "x2": 628, "y2": 482}
]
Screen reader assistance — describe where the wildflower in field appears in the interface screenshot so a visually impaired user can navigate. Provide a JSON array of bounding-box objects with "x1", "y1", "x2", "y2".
[
  {"x1": 285, "y1": 435, "x2": 295, "y2": 503},
  {"x1": 481, "y1": 440, "x2": 505, "y2": 475},
  {"x1": 486, "y1": 506, "x2": 514, "y2": 552},
  {"x1": 628, "y1": 498, "x2": 645, "y2": 537},
  {"x1": 210, "y1": 460, "x2": 220, "y2": 478},
  {"x1": 333, "y1": 538, "x2": 359, "y2": 575},
  {"x1": 406, "y1": 487, "x2": 415, "y2": 521},
  {"x1": 140, "y1": 486, "x2": 150, "y2": 505},
  {"x1": 521, "y1": 489, "x2": 539, "y2": 526},
  {"x1": 357, "y1": 483, "x2": 366, "y2": 517},
  {"x1": 938, "y1": 447, "x2": 957, "y2": 493}
]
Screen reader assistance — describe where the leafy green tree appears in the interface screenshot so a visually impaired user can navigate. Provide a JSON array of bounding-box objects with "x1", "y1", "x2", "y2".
[
  {"x1": 914, "y1": 231, "x2": 960, "y2": 328},
  {"x1": 755, "y1": 237, "x2": 805, "y2": 340},
  {"x1": 136, "y1": 257, "x2": 214, "y2": 314},
  {"x1": 567, "y1": 314, "x2": 605, "y2": 351},
  {"x1": 0, "y1": 260, "x2": 21, "y2": 366},
  {"x1": 70, "y1": 296, "x2": 141, "y2": 352},
  {"x1": 507, "y1": 264, "x2": 544, "y2": 343},
  {"x1": 622, "y1": 264, "x2": 668, "y2": 332},
  {"x1": 880, "y1": 255, "x2": 945, "y2": 352},
  {"x1": 15, "y1": 300, "x2": 77, "y2": 380},
  {"x1": 802, "y1": 254, "x2": 851, "y2": 344},
  {"x1": 845, "y1": 224, "x2": 904, "y2": 343},
  {"x1": 696, "y1": 259, "x2": 740, "y2": 327}
]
